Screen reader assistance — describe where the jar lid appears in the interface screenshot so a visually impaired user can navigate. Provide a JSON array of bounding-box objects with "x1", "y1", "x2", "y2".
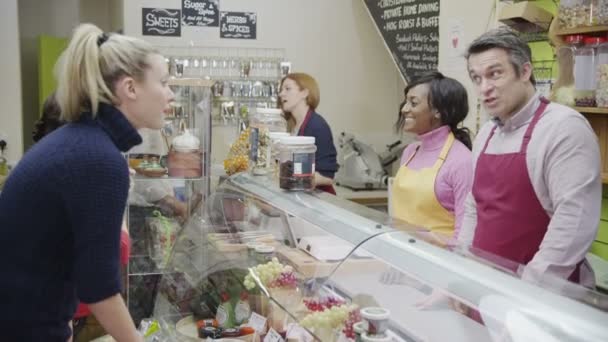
[
  {"x1": 255, "y1": 245, "x2": 275, "y2": 254},
  {"x1": 361, "y1": 307, "x2": 390, "y2": 320},
  {"x1": 172, "y1": 129, "x2": 200, "y2": 151},
  {"x1": 247, "y1": 242, "x2": 265, "y2": 250},
  {"x1": 269, "y1": 132, "x2": 291, "y2": 140},
  {"x1": 353, "y1": 321, "x2": 367, "y2": 334},
  {"x1": 280, "y1": 136, "x2": 316, "y2": 145},
  {"x1": 564, "y1": 35, "x2": 584, "y2": 44},
  {"x1": 361, "y1": 332, "x2": 392, "y2": 342},
  {"x1": 584, "y1": 36, "x2": 607, "y2": 45},
  {"x1": 256, "y1": 108, "x2": 283, "y2": 115}
]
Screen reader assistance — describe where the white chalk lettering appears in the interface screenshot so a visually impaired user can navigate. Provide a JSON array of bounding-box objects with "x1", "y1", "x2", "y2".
[
  {"x1": 227, "y1": 16, "x2": 246, "y2": 24},
  {"x1": 146, "y1": 13, "x2": 179, "y2": 28},
  {"x1": 418, "y1": 2, "x2": 440, "y2": 14}
]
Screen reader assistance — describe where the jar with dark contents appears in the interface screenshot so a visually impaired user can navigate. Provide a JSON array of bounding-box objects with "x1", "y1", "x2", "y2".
[{"x1": 278, "y1": 136, "x2": 316, "y2": 191}]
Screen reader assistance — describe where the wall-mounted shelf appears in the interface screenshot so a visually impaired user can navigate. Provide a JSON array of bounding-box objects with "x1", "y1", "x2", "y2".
[
  {"x1": 555, "y1": 25, "x2": 608, "y2": 36},
  {"x1": 573, "y1": 106, "x2": 608, "y2": 115}
]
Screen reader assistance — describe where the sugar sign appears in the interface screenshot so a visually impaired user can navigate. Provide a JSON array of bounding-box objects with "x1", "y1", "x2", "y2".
[
  {"x1": 182, "y1": 0, "x2": 219, "y2": 27},
  {"x1": 142, "y1": 8, "x2": 181, "y2": 37},
  {"x1": 220, "y1": 12, "x2": 257, "y2": 39}
]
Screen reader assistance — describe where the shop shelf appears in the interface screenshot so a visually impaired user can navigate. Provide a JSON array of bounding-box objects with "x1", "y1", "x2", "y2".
[
  {"x1": 573, "y1": 106, "x2": 608, "y2": 115},
  {"x1": 555, "y1": 25, "x2": 608, "y2": 36}
]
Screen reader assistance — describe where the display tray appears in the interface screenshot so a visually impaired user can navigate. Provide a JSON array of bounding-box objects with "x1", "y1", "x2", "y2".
[{"x1": 176, "y1": 315, "x2": 254, "y2": 341}]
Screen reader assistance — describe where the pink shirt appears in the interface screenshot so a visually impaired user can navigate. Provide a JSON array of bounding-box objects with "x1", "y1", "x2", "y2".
[
  {"x1": 459, "y1": 93, "x2": 600, "y2": 287},
  {"x1": 400, "y1": 125, "x2": 473, "y2": 238}
]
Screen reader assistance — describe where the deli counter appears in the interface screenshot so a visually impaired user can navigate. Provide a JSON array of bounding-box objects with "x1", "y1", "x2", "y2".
[{"x1": 146, "y1": 173, "x2": 608, "y2": 342}]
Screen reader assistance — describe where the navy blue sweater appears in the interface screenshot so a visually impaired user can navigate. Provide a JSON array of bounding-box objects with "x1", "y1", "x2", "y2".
[
  {"x1": 0, "y1": 103, "x2": 141, "y2": 341},
  {"x1": 299, "y1": 111, "x2": 339, "y2": 178}
]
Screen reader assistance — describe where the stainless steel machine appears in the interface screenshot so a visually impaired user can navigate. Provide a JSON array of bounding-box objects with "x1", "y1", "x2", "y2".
[{"x1": 335, "y1": 132, "x2": 407, "y2": 190}]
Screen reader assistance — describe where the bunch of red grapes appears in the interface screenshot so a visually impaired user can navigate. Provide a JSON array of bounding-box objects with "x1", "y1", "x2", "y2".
[{"x1": 303, "y1": 297, "x2": 345, "y2": 312}]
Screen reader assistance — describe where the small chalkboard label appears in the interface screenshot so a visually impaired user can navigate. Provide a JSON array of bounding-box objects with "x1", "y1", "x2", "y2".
[
  {"x1": 220, "y1": 11, "x2": 257, "y2": 40},
  {"x1": 142, "y1": 8, "x2": 181, "y2": 37},
  {"x1": 182, "y1": 0, "x2": 219, "y2": 27}
]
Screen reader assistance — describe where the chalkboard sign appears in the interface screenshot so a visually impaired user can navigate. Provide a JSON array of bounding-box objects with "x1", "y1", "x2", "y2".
[
  {"x1": 220, "y1": 12, "x2": 257, "y2": 40},
  {"x1": 142, "y1": 8, "x2": 181, "y2": 36},
  {"x1": 182, "y1": 0, "x2": 219, "y2": 27},
  {"x1": 363, "y1": 0, "x2": 440, "y2": 82}
]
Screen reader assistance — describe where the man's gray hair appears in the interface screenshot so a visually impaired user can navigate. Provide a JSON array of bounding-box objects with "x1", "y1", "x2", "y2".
[{"x1": 465, "y1": 27, "x2": 535, "y2": 86}]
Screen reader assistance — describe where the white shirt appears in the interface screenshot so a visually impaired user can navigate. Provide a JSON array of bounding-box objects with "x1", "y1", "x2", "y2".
[{"x1": 459, "y1": 93, "x2": 601, "y2": 287}]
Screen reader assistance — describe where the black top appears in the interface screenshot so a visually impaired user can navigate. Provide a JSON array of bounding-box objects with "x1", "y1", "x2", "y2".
[
  {"x1": 0, "y1": 103, "x2": 141, "y2": 341},
  {"x1": 299, "y1": 111, "x2": 339, "y2": 179}
]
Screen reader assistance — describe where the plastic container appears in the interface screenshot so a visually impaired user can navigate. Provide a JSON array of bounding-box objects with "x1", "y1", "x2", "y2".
[
  {"x1": 255, "y1": 245, "x2": 276, "y2": 264},
  {"x1": 574, "y1": 36, "x2": 604, "y2": 107},
  {"x1": 361, "y1": 332, "x2": 392, "y2": 342},
  {"x1": 278, "y1": 136, "x2": 317, "y2": 191},
  {"x1": 268, "y1": 132, "x2": 291, "y2": 177},
  {"x1": 361, "y1": 307, "x2": 390, "y2": 335},
  {"x1": 249, "y1": 108, "x2": 287, "y2": 175},
  {"x1": 353, "y1": 321, "x2": 368, "y2": 342},
  {"x1": 247, "y1": 242, "x2": 265, "y2": 261},
  {"x1": 597, "y1": 40, "x2": 608, "y2": 107},
  {"x1": 558, "y1": 0, "x2": 601, "y2": 29}
]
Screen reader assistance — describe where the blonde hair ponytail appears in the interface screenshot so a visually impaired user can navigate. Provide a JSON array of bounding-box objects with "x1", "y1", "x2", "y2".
[{"x1": 56, "y1": 23, "x2": 158, "y2": 122}]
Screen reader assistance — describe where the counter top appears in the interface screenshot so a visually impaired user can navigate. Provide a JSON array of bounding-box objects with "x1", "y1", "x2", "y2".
[
  {"x1": 331, "y1": 269, "x2": 491, "y2": 342},
  {"x1": 334, "y1": 185, "x2": 388, "y2": 207}
]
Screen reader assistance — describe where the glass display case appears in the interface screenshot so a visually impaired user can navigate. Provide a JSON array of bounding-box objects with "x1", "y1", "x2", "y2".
[
  {"x1": 125, "y1": 78, "x2": 213, "y2": 325},
  {"x1": 149, "y1": 173, "x2": 608, "y2": 341}
]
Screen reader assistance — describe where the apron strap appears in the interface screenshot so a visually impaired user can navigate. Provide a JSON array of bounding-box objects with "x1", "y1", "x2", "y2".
[
  {"x1": 480, "y1": 97, "x2": 549, "y2": 155},
  {"x1": 404, "y1": 145, "x2": 420, "y2": 166},
  {"x1": 433, "y1": 132, "x2": 455, "y2": 169},
  {"x1": 404, "y1": 132, "x2": 455, "y2": 168}
]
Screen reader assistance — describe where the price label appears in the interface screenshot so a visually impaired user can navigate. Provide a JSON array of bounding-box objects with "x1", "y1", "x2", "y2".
[
  {"x1": 248, "y1": 312, "x2": 267, "y2": 332},
  {"x1": 263, "y1": 328, "x2": 284, "y2": 342}
]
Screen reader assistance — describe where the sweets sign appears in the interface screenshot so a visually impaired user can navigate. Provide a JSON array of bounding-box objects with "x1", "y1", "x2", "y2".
[
  {"x1": 182, "y1": 0, "x2": 219, "y2": 27},
  {"x1": 363, "y1": 0, "x2": 440, "y2": 82},
  {"x1": 220, "y1": 12, "x2": 257, "y2": 39},
  {"x1": 142, "y1": 8, "x2": 181, "y2": 36}
]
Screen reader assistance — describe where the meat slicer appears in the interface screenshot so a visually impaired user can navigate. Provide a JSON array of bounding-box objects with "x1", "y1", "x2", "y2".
[{"x1": 335, "y1": 132, "x2": 407, "y2": 190}]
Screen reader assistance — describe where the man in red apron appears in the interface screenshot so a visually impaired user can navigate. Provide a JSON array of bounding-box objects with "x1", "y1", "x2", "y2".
[{"x1": 460, "y1": 28, "x2": 601, "y2": 288}]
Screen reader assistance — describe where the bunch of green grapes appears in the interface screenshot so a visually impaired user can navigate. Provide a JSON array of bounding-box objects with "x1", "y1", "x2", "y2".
[
  {"x1": 300, "y1": 304, "x2": 358, "y2": 330},
  {"x1": 243, "y1": 257, "x2": 294, "y2": 290}
]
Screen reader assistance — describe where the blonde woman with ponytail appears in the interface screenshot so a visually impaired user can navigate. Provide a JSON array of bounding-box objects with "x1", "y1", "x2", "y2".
[{"x1": 0, "y1": 23, "x2": 173, "y2": 341}]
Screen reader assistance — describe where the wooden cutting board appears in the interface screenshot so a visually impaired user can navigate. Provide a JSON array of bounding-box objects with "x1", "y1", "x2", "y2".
[{"x1": 276, "y1": 245, "x2": 383, "y2": 278}]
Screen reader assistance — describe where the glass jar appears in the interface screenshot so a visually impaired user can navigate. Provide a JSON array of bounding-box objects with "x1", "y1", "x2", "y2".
[
  {"x1": 249, "y1": 108, "x2": 287, "y2": 175},
  {"x1": 278, "y1": 136, "x2": 316, "y2": 191},
  {"x1": 168, "y1": 128, "x2": 203, "y2": 178},
  {"x1": 574, "y1": 36, "x2": 602, "y2": 107},
  {"x1": 596, "y1": 39, "x2": 608, "y2": 107},
  {"x1": 268, "y1": 132, "x2": 290, "y2": 178},
  {"x1": 559, "y1": 0, "x2": 601, "y2": 29}
]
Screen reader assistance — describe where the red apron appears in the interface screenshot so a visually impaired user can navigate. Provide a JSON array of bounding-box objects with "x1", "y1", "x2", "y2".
[
  {"x1": 472, "y1": 97, "x2": 580, "y2": 282},
  {"x1": 298, "y1": 110, "x2": 336, "y2": 195}
]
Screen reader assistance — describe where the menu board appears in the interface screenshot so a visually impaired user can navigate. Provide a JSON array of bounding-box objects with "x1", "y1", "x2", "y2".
[
  {"x1": 363, "y1": 0, "x2": 440, "y2": 82},
  {"x1": 182, "y1": 0, "x2": 219, "y2": 27}
]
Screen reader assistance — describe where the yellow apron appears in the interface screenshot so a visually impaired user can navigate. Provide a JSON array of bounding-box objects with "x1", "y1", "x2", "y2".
[{"x1": 391, "y1": 132, "x2": 455, "y2": 238}]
